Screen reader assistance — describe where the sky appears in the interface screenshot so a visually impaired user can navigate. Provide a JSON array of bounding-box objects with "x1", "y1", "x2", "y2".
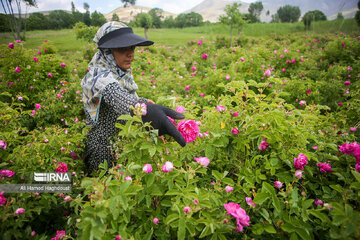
[{"x1": 1, "y1": 0, "x2": 257, "y2": 15}]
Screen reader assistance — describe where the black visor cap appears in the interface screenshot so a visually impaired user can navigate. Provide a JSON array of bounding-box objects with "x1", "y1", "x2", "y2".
[{"x1": 97, "y1": 27, "x2": 154, "y2": 49}]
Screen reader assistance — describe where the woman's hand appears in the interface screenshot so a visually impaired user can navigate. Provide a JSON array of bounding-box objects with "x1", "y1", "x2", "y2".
[{"x1": 147, "y1": 99, "x2": 155, "y2": 104}]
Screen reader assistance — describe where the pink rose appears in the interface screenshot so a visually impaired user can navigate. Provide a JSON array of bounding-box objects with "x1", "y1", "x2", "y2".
[
  {"x1": 339, "y1": 142, "x2": 359, "y2": 155},
  {"x1": 15, "y1": 208, "x2": 25, "y2": 215},
  {"x1": 184, "y1": 206, "x2": 191, "y2": 213},
  {"x1": 184, "y1": 85, "x2": 190, "y2": 91},
  {"x1": 231, "y1": 128, "x2": 239, "y2": 135},
  {"x1": 0, "y1": 192, "x2": 7, "y2": 206},
  {"x1": 0, "y1": 140, "x2": 7, "y2": 150},
  {"x1": 295, "y1": 170, "x2": 303, "y2": 179},
  {"x1": 142, "y1": 164, "x2": 152, "y2": 173},
  {"x1": 193, "y1": 199, "x2": 199, "y2": 205},
  {"x1": 175, "y1": 105, "x2": 185, "y2": 114},
  {"x1": 64, "y1": 196, "x2": 71, "y2": 201},
  {"x1": 177, "y1": 120, "x2": 199, "y2": 143},
  {"x1": 35, "y1": 104, "x2": 41, "y2": 110},
  {"x1": 294, "y1": 153, "x2": 308, "y2": 169},
  {"x1": 15, "y1": 67, "x2": 21, "y2": 72},
  {"x1": 194, "y1": 157, "x2": 210, "y2": 167},
  {"x1": 274, "y1": 181, "x2": 283, "y2": 189},
  {"x1": 225, "y1": 75, "x2": 231, "y2": 80},
  {"x1": 216, "y1": 105, "x2": 225, "y2": 113},
  {"x1": 258, "y1": 140, "x2": 269, "y2": 151},
  {"x1": 240, "y1": 57, "x2": 245, "y2": 62},
  {"x1": 124, "y1": 176, "x2": 132, "y2": 181},
  {"x1": 202, "y1": 53, "x2": 208, "y2": 59},
  {"x1": 355, "y1": 163, "x2": 360, "y2": 173},
  {"x1": 264, "y1": 69, "x2": 271, "y2": 77},
  {"x1": 153, "y1": 218, "x2": 159, "y2": 224},
  {"x1": 316, "y1": 162, "x2": 332, "y2": 173},
  {"x1": 55, "y1": 163, "x2": 68, "y2": 173},
  {"x1": 245, "y1": 197, "x2": 256, "y2": 208},
  {"x1": 60, "y1": 62, "x2": 66, "y2": 68},
  {"x1": 344, "y1": 81, "x2": 351, "y2": 86},
  {"x1": 223, "y1": 202, "x2": 250, "y2": 231},
  {"x1": 8, "y1": 42, "x2": 14, "y2": 49},
  {"x1": 161, "y1": 161, "x2": 174, "y2": 172},
  {"x1": 225, "y1": 185, "x2": 234, "y2": 192},
  {"x1": 0, "y1": 169, "x2": 15, "y2": 178},
  {"x1": 315, "y1": 198, "x2": 323, "y2": 206},
  {"x1": 48, "y1": 73, "x2": 53, "y2": 78}
]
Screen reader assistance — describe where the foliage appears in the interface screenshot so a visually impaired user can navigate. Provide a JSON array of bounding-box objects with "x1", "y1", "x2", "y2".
[
  {"x1": 248, "y1": 1, "x2": 264, "y2": 23},
  {"x1": 1, "y1": 25, "x2": 360, "y2": 240},
  {"x1": 219, "y1": 3, "x2": 246, "y2": 47},
  {"x1": 121, "y1": 0, "x2": 136, "y2": 7},
  {"x1": 148, "y1": 8, "x2": 164, "y2": 29},
  {"x1": 112, "y1": 13, "x2": 120, "y2": 21},
  {"x1": 337, "y1": 12, "x2": 344, "y2": 20},
  {"x1": 277, "y1": 5, "x2": 301, "y2": 23},
  {"x1": 135, "y1": 13, "x2": 152, "y2": 39},
  {"x1": 356, "y1": 1, "x2": 360, "y2": 27},
  {"x1": 303, "y1": 10, "x2": 327, "y2": 30},
  {"x1": 175, "y1": 12, "x2": 203, "y2": 28},
  {"x1": 0, "y1": 0, "x2": 37, "y2": 40},
  {"x1": 73, "y1": 22, "x2": 98, "y2": 43}
]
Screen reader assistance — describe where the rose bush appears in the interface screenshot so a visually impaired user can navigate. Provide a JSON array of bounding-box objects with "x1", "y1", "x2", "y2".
[{"x1": 0, "y1": 31, "x2": 359, "y2": 239}]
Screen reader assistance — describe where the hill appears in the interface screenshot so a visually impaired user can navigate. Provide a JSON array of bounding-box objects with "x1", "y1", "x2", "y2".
[
  {"x1": 186, "y1": 0, "x2": 358, "y2": 22},
  {"x1": 104, "y1": 5, "x2": 176, "y2": 23}
]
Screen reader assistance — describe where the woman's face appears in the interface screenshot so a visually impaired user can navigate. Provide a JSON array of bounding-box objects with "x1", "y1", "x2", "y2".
[{"x1": 112, "y1": 46, "x2": 135, "y2": 69}]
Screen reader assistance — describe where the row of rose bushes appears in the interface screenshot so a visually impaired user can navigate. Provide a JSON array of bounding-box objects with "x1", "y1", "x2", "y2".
[{"x1": 0, "y1": 31, "x2": 359, "y2": 239}]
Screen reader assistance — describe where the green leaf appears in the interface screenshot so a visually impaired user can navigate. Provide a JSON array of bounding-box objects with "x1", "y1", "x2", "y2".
[
  {"x1": 262, "y1": 182, "x2": 276, "y2": 196},
  {"x1": 272, "y1": 195, "x2": 281, "y2": 213},
  {"x1": 330, "y1": 184, "x2": 343, "y2": 193},
  {"x1": 252, "y1": 223, "x2": 264, "y2": 235},
  {"x1": 165, "y1": 214, "x2": 178, "y2": 224},
  {"x1": 308, "y1": 210, "x2": 330, "y2": 223},
  {"x1": 295, "y1": 228, "x2": 311, "y2": 240},
  {"x1": 281, "y1": 223, "x2": 296, "y2": 233},
  {"x1": 145, "y1": 174, "x2": 155, "y2": 187},
  {"x1": 264, "y1": 224, "x2": 277, "y2": 234},
  {"x1": 212, "y1": 170, "x2": 223, "y2": 181},
  {"x1": 302, "y1": 199, "x2": 314, "y2": 210},
  {"x1": 178, "y1": 217, "x2": 186, "y2": 240},
  {"x1": 352, "y1": 170, "x2": 360, "y2": 182},
  {"x1": 199, "y1": 226, "x2": 211, "y2": 238},
  {"x1": 144, "y1": 228, "x2": 153, "y2": 240},
  {"x1": 253, "y1": 192, "x2": 269, "y2": 205}
]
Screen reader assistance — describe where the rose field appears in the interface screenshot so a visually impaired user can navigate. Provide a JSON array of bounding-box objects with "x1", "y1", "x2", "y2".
[{"x1": 0, "y1": 27, "x2": 360, "y2": 240}]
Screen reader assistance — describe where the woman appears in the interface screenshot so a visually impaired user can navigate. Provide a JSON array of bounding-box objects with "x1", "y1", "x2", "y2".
[{"x1": 81, "y1": 21, "x2": 186, "y2": 173}]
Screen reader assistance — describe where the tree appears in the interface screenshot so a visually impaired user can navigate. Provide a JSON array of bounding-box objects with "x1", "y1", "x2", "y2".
[
  {"x1": 248, "y1": 1, "x2": 263, "y2": 23},
  {"x1": 277, "y1": 5, "x2": 301, "y2": 23},
  {"x1": 26, "y1": 12, "x2": 48, "y2": 30},
  {"x1": 0, "y1": 0, "x2": 37, "y2": 40},
  {"x1": 121, "y1": 0, "x2": 135, "y2": 7},
  {"x1": 356, "y1": 0, "x2": 360, "y2": 27},
  {"x1": 148, "y1": 8, "x2": 163, "y2": 28},
  {"x1": 163, "y1": 16, "x2": 175, "y2": 28},
  {"x1": 83, "y1": 2, "x2": 91, "y2": 26},
  {"x1": 47, "y1": 10, "x2": 73, "y2": 29},
  {"x1": 71, "y1": 1, "x2": 76, "y2": 13},
  {"x1": 219, "y1": 3, "x2": 245, "y2": 47},
  {"x1": 112, "y1": 13, "x2": 120, "y2": 21},
  {"x1": 302, "y1": 10, "x2": 327, "y2": 30},
  {"x1": 91, "y1": 11, "x2": 106, "y2": 26},
  {"x1": 337, "y1": 12, "x2": 344, "y2": 20},
  {"x1": 135, "y1": 13, "x2": 152, "y2": 39}
]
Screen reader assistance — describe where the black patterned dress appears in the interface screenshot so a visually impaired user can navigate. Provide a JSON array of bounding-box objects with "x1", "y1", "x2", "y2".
[{"x1": 84, "y1": 82, "x2": 147, "y2": 173}]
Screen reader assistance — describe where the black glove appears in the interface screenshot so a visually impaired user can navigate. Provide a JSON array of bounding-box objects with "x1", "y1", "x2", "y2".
[{"x1": 141, "y1": 103, "x2": 186, "y2": 147}]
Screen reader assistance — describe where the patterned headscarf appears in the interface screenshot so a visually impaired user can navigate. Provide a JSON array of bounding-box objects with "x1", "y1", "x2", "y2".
[{"x1": 81, "y1": 22, "x2": 139, "y2": 126}]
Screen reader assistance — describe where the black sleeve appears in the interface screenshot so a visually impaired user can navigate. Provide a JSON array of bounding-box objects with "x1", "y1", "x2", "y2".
[{"x1": 101, "y1": 82, "x2": 147, "y2": 115}]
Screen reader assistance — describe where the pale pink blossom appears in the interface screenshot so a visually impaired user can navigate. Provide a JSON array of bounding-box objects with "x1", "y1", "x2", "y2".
[
  {"x1": 64, "y1": 196, "x2": 71, "y2": 201},
  {"x1": 313, "y1": 145, "x2": 318, "y2": 150},
  {"x1": 225, "y1": 75, "x2": 231, "y2": 80},
  {"x1": 161, "y1": 161, "x2": 174, "y2": 172},
  {"x1": 124, "y1": 176, "x2": 132, "y2": 181},
  {"x1": 15, "y1": 208, "x2": 25, "y2": 215},
  {"x1": 264, "y1": 69, "x2": 271, "y2": 77},
  {"x1": 245, "y1": 197, "x2": 256, "y2": 208},
  {"x1": 153, "y1": 218, "x2": 159, "y2": 224},
  {"x1": 184, "y1": 206, "x2": 191, "y2": 213},
  {"x1": 175, "y1": 105, "x2": 185, "y2": 113},
  {"x1": 194, "y1": 157, "x2": 210, "y2": 167},
  {"x1": 295, "y1": 170, "x2": 303, "y2": 179},
  {"x1": 0, "y1": 140, "x2": 7, "y2": 150},
  {"x1": 216, "y1": 105, "x2": 225, "y2": 113},
  {"x1": 274, "y1": 181, "x2": 283, "y2": 189},
  {"x1": 142, "y1": 164, "x2": 152, "y2": 173},
  {"x1": 225, "y1": 185, "x2": 234, "y2": 192}
]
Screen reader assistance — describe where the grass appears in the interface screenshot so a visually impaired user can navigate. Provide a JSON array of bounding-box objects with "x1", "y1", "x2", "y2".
[{"x1": 0, "y1": 19, "x2": 358, "y2": 53}]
